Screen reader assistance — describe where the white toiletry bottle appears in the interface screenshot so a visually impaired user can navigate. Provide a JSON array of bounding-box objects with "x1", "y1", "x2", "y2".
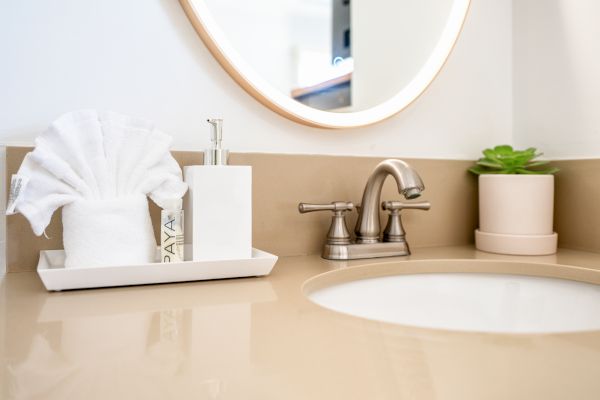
[
  {"x1": 161, "y1": 198, "x2": 185, "y2": 263},
  {"x1": 184, "y1": 119, "x2": 252, "y2": 261}
]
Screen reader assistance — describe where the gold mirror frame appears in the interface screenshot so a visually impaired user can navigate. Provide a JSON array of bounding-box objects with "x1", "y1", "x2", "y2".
[{"x1": 180, "y1": 0, "x2": 471, "y2": 129}]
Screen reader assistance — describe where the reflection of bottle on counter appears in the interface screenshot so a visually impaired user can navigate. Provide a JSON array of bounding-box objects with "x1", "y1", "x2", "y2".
[{"x1": 161, "y1": 199, "x2": 184, "y2": 263}]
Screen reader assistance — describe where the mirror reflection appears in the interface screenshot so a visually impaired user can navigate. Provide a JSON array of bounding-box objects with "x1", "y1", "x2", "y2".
[{"x1": 202, "y1": 0, "x2": 456, "y2": 112}]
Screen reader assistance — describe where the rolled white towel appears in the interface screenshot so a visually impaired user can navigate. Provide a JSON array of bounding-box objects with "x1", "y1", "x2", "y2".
[{"x1": 62, "y1": 195, "x2": 156, "y2": 268}]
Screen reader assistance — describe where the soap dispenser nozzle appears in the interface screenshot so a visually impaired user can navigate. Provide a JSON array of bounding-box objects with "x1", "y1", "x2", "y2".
[{"x1": 205, "y1": 118, "x2": 229, "y2": 166}]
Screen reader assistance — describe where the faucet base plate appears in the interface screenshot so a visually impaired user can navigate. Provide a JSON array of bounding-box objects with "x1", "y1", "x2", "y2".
[{"x1": 322, "y1": 241, "x2": 410, "y2": 260}]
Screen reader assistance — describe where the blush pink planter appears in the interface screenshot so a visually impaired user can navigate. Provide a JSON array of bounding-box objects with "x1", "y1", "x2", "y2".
[{"x1": 475, "y1": 175, "x2": 557, "y2": 255}]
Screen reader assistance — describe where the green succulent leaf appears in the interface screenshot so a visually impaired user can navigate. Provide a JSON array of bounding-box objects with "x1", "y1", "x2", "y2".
[
  {"x1": 482, "y1": 149, "x2": 500, "y2": 162},
  {"x1": 468, "y1": 145, "x2": 558, "y2": 175},
  {"x1": 539, "y1": 167, "x2": 560, "y2": 175},
  {"x1": 468, "y1": 166, "x2": 485, "y2": 175},
  {"x1": 514, "y1": 168, "x2": 538, "y2": 174},
  {"x1": 476, "y1": 160, "x2": 504, "y2": 169},
  {"x1": 525, "y1": 160, "x2": 550, "y2": 168},
  {"x1": 493, "y1": 145, "x2": 514, "y2": 155}
]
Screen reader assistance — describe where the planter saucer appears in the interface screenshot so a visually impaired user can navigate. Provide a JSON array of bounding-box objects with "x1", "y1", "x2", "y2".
[{"x1": 475, "y1": 229, "x2": 558, "y2": 256}]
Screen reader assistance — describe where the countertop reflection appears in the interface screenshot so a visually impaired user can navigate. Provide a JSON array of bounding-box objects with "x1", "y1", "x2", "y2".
[{"x1": 2, "y1": 246, "x2": 600, "y2": 400}]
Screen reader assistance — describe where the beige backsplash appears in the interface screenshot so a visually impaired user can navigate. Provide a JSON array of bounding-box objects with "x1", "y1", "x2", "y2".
[
  {"x1": 6, "y1": 146, "x2": 480, "y2": 272},
  {"x1": 9, "y1": 148, "x2": 600, "y2": 272},
  {"x1": 553, "y1": 159, "x2": 600, "y2": 253}
]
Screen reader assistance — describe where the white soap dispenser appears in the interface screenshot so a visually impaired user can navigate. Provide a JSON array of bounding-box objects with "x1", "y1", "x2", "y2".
[{"x1": 183, "y1": 119, "x2": 252, "y2": 261}]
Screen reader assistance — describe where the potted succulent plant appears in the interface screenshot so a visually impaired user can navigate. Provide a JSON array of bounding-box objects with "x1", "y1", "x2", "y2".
[{"x1": 469, "y1": 145, "x2": 559, "y2": 255}]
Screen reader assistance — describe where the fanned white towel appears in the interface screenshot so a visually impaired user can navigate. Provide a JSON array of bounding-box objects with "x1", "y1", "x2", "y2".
[{"x1": 11, "y1": 110, "x2": 187, "y2": 268}]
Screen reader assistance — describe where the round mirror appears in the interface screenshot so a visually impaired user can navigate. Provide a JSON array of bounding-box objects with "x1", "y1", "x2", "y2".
[{"x1": 180, "y1": 0, "x2": 470, "y2": 128}]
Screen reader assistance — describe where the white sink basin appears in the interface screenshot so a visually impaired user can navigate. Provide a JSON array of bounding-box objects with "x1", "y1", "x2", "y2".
[{"x1": 307, "y1": 266, "x2": 600, "y2": 334}]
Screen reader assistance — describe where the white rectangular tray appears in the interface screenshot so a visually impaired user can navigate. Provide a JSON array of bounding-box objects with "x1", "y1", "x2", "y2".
[{"x1": 37, "y1": 248, "x2": 278, "y2": 291}]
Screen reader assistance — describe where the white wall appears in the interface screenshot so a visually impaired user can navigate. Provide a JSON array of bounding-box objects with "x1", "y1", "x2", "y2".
[
  {"x1": 0, "y1": 0, "x2": 512, "y2": 159},
  {"x1": 513, "y1": 0, "x2": 600, "y2": 159}
]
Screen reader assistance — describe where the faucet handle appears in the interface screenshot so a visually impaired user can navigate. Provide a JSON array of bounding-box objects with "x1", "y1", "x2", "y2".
[
  {"x1": 298, "y1": 201, "x2": 354, "y2": 213},
  {"x1": 381, "y1": 200, "x2": 431, "y2": 242},
  {"x1": 382, "y1": 200, "x2": 431, "y2": 212},
  {"x1": 298, "y1": 201, "x2": 354, "y2": 245}
]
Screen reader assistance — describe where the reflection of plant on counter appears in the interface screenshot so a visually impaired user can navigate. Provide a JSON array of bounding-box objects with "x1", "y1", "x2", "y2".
[{"x1": 468, "y1": 145, "x2": 559, "y2": 175}]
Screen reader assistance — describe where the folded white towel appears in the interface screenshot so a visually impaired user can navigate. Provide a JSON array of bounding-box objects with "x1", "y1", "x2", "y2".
[{"x1": 10, "y1": 110, "x2": 187, "y2": 268}]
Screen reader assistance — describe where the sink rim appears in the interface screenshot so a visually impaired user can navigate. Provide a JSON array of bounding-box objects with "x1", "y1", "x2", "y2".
[
  {"x1": 303, "y1": 258, "x2": 600, "y2": 296},
  {"x1": 302, "y1": 258, "x2": 600, "y2": 335}
]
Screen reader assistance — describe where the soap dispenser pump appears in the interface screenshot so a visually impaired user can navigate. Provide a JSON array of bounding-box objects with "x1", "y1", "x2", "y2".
[
  {"x1": 183, "y1": 118, "x2": 252, "y2": 261},
  {"x1": 204, "y1": 119, "x2": 229, "y2": 166}
]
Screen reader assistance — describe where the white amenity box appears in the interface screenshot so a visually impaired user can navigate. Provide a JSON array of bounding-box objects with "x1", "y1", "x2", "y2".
[{"x1": 184, "y1": 165, "x2": 252, "y2": 261}]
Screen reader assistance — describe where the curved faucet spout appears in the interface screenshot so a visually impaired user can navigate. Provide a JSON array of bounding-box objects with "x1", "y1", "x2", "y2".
[{"x1": 354, "y1": 159, "x2": 425, "y2": 243}]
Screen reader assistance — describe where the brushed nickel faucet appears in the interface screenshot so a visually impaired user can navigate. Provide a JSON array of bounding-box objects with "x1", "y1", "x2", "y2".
[{"x1": 299, "y1": 159, "x2": 430, "y2": 260}]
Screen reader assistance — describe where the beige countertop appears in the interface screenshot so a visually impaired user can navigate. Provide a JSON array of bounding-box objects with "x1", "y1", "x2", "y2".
[{"x1": 1, "y1": 246, "x2": 600, "y2": 399}]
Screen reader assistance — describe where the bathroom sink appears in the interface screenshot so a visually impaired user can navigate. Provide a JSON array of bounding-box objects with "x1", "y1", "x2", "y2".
[{"x1": 305, "y1": 260, "x2": 600, "y2": 334}]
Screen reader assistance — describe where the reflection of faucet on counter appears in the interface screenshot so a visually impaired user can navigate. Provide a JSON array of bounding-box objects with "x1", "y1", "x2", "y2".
[{"x1": 299, "y1": 159, "x2": 431, "y2": 260}]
